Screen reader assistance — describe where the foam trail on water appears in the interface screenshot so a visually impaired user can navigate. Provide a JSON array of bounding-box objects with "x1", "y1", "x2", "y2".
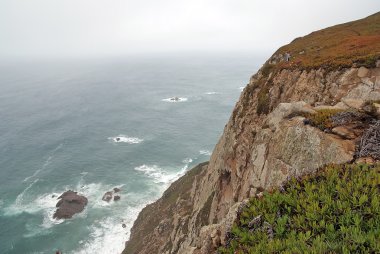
[
  {"x1": 4, "y1": 179, "x2": 39, "y2": 215},
  {"x1": 15, "y1": 179, "x2": 39, "y2": 207},
  {"x1": 23, "y1": 157, "x2": 51, "y2": 182},
  {"x1": 109, "y1": 135, "x2": 143, "y2": 144},
  {"x1": 23, "y1": 143, "x2": 63, "y2": 182},
  {"x1": 162, "y1": 97, "x2": 188, "y2": 102},
  {"x1": 199, "y1": 150, "x2": 212, "y2": 156},
  {"x1": 204, "y1": 91, "x2": 219, "y2": 95},
  {"x1": 182, "y1": 158, "x2": 193, "y2": 164}
]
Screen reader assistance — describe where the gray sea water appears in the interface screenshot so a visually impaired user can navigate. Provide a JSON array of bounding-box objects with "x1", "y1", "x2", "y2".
[{"x1": 0, "y1": 54, "x2": 263, "y2": 254}]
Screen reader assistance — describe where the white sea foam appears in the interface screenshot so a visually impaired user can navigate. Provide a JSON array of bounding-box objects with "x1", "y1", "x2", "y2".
[
  {"x1": 199, "y1": 150, "x2": 212, "y2": 156},
  {"x1": 70, "y1": 203, "x2": 147, "y2": 254},
  {"x1": 135, "y1": 163, "x2": 189, "y2": 185},
  {"x1": 109, "y1": 135, "x2": 143, "y2": 144},
  {"x1": 72, "y1": 160, "x2": 191, "y2": 254},
  {"x1": 162, "y1": 97, "x2": 188, "y2": 102},
  {"x1": 182, "y1": 158, "x2": 193, "y2": 164},
  {"x1": 204, "y1": 91, "x2": 219, "y2": 95},
  {"x1": 37, "y1": 192, "x2": 65, "y2": 228},
  {"x1": 239, "y1": 86, "x2": 246, "y2": 91},
  {"x1": 4, "y1": 179, "x2": 60, "y2": 220}
]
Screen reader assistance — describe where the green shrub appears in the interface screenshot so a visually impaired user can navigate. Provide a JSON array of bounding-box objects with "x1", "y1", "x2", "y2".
[
  {"x1": 302, "y1": 109, "x2": 344, "y2": 130},
  {"x1": 219, "y1": 163, "x2": 380, "y2": 254},
  {"x1": 261, "y1": 63, "x2": 276, "y2": 77},
  {"x1": 257, "y1": 86, "x2": 270, "y2": 115}
]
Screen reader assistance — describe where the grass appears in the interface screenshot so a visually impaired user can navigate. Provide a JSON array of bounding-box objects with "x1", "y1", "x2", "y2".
[
  {"x1": 218, "y1": 163, "x2": 380, "y2": 254},
  {"x1": 265, "y1": 12, "x2": 380, "y2": 72}
]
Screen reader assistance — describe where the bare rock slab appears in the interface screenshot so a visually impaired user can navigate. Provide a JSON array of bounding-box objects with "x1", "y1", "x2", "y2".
[{"x1": 53, "y1": 190, "x2": 88, "y2": 219}]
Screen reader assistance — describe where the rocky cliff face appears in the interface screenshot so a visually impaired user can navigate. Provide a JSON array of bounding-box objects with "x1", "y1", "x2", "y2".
[{"x1": 123, "y1": 13, "x2": 380, "y2": 254}]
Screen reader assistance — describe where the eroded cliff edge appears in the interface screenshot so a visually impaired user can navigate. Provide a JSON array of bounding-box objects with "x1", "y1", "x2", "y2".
[{"x1": 124, "y1": 12, "x2": 380, "y2": 254}]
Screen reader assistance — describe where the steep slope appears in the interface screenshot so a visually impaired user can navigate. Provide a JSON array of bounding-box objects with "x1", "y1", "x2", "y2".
[
  {"x1": 124, "y1": 12, "x2": 380, "y2": 254},
  {"x1": 220, "y1": 163, "x2": 380, "y2": 253}
]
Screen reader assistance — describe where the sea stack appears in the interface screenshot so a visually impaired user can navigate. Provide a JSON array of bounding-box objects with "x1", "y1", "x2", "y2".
[{"x1": 53, "y1": 190, "x2": 88, "y2": 219}]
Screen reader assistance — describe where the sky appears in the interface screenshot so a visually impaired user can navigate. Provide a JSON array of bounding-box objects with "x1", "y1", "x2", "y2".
[{"x1": 0, "y1": 0, "x2": 379, "y2": 59}]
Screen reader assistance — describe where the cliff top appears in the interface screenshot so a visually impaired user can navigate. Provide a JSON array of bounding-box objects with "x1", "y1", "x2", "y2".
[{"x1": 272, "y1": 12, "x2": 380, "y2": 70}]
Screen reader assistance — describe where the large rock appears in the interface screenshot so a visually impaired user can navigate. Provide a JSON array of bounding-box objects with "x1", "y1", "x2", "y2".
[
  {"x1": 53, "y1": 190, "x2": 88, "y2": 219},
  {"x1": 266, "y1": 101, "x2": 315, "y2": 131},
  {"x1": 357, "y1": 67, "x2": 369, "y2": 78}
]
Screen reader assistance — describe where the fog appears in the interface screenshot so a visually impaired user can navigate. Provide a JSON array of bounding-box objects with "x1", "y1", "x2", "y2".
[{"x1": 0, "y1": 0, "x2": 379, "y2": 59}]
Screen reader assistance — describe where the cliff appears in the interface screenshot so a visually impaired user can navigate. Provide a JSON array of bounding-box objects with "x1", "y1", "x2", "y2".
[{"x1": 124, "y1": 12, "x2": 380, "y2": 254}]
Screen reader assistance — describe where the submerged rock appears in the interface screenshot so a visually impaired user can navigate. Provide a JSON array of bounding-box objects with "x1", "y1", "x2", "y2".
[
  {"x1": 102, "y1": 191, "x2": 113, "y2": 202},
  {"x1": 102, "y1": 188, "x2": 122, "y2": 202},
  {"x1": 53, "y1": 190, "x2": 88, "y2": 219}
]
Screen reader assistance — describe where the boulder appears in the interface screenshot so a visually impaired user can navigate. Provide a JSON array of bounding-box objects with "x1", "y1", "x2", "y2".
[
  {"x1": 113, "y1": 187, "x2": 121, "y2": 193},
  {"x1": 314, "y1": 102, "x2": 348, "y2": 111},
  {"x1": 114, "y1": 195, "x2": 121, "y2": 201},
  {"x1": 357, "y1": 67, "x2": 369, "y2": 78},
  {"x1": 102, "y1": 191, "x2": 113, "y2": 202},
  {"x1": 53, "y1": 190, "x2": 88, "y2": 219},
  {"x1": 266, "y1": 101, "x2": 315, "y2": 131},
  {"x1": 332, "y1": 126, "x2": 357, "y2": 139},
  {"x1": 341, "y1": 98, "x2": 365, "y2": 110}
]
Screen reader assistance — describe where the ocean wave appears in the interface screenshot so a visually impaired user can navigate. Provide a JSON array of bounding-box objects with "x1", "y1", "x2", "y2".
[
  {"x1": 199, "y1": 150, "x2": 212, "y2": 156},
  {"x1": 70, "y1": 203, "x2": 146, "y2": 254},
  {"x1": 108, "y1": 135, "x2": 143, "y2": 144},
  {"x1": 37, "y1": 192, "x2": 65, "y2": 228},
  {"x1": 3, "y1": 179, "x2": 64, "y2": 224},
  {"x1": 72, "y1": 159, "x2": 192, "y2": 254},
  {"x1": 204, "y1": 91, "x2": 219, "y2": 95},
  {"x1": 239, "y1": 86, "x2": 246, "y2": 91},
  {"x1": 161, "y1": 97, "x2": 188, "y2": 102},
  {"x1": 182, "y1": 158, "x2": 193, "y2": 164},
  {"x1": 134, "y1": 163, "x2": 189, "y2": 185}
]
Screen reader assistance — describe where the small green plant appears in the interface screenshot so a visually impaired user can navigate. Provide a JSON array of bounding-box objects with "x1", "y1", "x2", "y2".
[{"x1": 219, "y1": 163, "x2": 380, "y2": 254}]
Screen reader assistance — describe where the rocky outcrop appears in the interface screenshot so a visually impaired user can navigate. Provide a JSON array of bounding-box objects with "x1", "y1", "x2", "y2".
[
  {"x1": 53, "y1": 190, "x2": 88, "y2": 219},
  {"x1": 124, "y1": 13, "x2": 380, "y2": 254},
  {"x1": 102, "y1": 187, "x2": 122, "y2": 202}
]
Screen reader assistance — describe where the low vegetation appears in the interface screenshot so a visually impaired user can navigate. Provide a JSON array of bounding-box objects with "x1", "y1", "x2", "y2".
[
  {"x1": 256, "y1": 86, "x2": 270, "y2": 115},
  {"x1": 301, "y1": 108, "x2": 374, "y2": 131},
  {"x1": 302, "y1": 109, "x2": 344, "y2": 130},
  {"x1": 261, "y1": 12, "x2": 380, "y2": 73},
  {"x1": 219, "y1": 163, "x2": 380, "y2": 254}
]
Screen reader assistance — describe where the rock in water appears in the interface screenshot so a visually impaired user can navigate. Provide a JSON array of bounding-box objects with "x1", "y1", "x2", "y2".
[
  {"x1": 102, "y1": 191, "x2": 113, "y2": 202},
  {"x1": 113, "y1": 187, "x2": 121, "y2": 193},
  {"x1": 53, "y1": 190, "x2": 88, "y2": 219},
  {"x1": 114, "y1": 195, "x2": 121, "y2": 201}
]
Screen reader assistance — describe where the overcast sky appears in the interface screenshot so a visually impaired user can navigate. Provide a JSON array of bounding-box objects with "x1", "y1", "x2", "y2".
[{"x1": 0, "y1": 0, "x2": 379, "y2": 59}]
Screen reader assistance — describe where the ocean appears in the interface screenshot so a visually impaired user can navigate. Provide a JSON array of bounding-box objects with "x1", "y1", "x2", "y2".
[{"x1": 0, "y1": 54, "x2": 263, "y2": 254}]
